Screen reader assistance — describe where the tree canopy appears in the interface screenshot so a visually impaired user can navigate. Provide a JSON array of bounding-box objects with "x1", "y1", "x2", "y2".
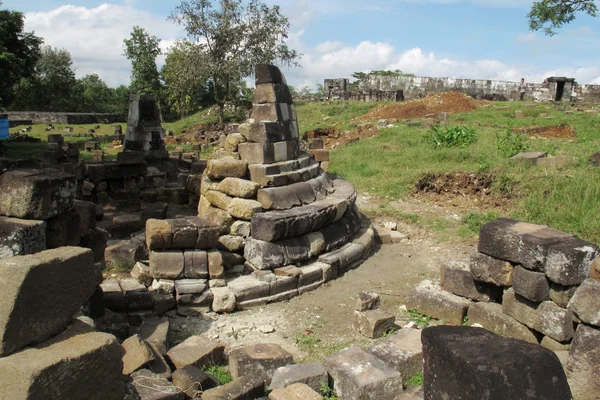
[
  {"x1": 123, "y1": 26, "x2": 162, "y2": 96},
  {"x1": 169, "y1": 0, "x2": 300, "y2": 122},
  {"x1": 528, "y1": 0, "x2": 598, "y2": 35},
  {"x1": 0, "y1": 6, "x2": 43, "y2": 109}
]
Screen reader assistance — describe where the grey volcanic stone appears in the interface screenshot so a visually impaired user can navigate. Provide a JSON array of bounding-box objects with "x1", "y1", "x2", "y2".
[
  {"x1": 422, "y1": 326, "x2": 571, "y2": 400},
  {"x1": 270, "y1": 363, "x2": 328, "y2": 393},
  {"x1": 0, "y1": 216, "x2": 46, "y2": 259},
  {"x1": 0, "y1": 321, "x2": 125, "y2": 400},
  {"x1": 0, "y1": 168, "x2": 76, "y2": 219},
  {"x1": 0, "y1": 247, "x2": 101, "y2": 356},
  {"x1": 566, "y1": 324, "x2": 600, "y2": 400},
  {"x1": 567, "y1": 279, "x2": 600, "y2": 326}
]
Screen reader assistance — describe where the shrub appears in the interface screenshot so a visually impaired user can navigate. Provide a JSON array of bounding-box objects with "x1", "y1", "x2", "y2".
[
  {"x1": 496, "y1": 122, "x2": 528, "y2": 157},
  {"x1": 428, "y1": 125, "x2": 476, "y2": 148}
]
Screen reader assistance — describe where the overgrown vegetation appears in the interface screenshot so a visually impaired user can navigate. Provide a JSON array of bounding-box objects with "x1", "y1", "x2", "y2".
[
  {"x1": 496, "y1": 122, "x2": 528, "y2": 157},
  {"x1": 428, "y1": 125, "x2": 477, "y2": 148},
  {"x1": 408, "y1": 309, "x2": 433, "y2": 329},
  {"x1": 406, "y1": 372, "x2": 424, "y2": 388},
  {"x1": 320, "y1": 382, "x2": 339, "y2": 400}
]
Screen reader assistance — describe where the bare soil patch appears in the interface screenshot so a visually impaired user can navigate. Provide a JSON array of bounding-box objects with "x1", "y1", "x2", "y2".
[
  {"x1": 360, "y1": 92, "x2": 485, "y2": 121},
  {"x1": 414, "y1": 171, "x2": 512, "y2": 211},
  {"x1": 305, "y1": 124, "x2": 380, "y2": 150},
  {"x1": 516, "y1": 124, "x2": 577, "y2": 139}
]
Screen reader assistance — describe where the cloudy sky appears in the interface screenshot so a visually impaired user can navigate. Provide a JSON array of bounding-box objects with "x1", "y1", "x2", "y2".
[{"x1": 6, "y1": 0, "x2": 600, "y2": 88}]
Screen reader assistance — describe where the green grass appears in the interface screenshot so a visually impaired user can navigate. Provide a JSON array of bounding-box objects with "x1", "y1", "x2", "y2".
[
  {"x1": 408, "y1": 309, "x2": 433, "y2": 329},
  {"x1": 203, "y1": 365, "x2": 233, "y2": 385},
  {"x1": 295, "y1": 100, "x2": 600, "y2": 244},
  {"x1": 406, "y1": 372, "x2": 424, "y2": 388}
]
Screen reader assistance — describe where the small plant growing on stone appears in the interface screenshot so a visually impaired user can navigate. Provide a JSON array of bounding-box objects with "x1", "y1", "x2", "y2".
[
  {"x1": 203, "y1": 365, "x2": 233, "y2": 385},
  {"x1": 320, "y1": 381, "x2": 339, "y2": 400},
  {"x1": 428, "y1": 125, "x2": 477, "y2": 148},
  {"x1": 408, "y1": 309, "x2": 433, "y2": 328},
  {"x1": 406, "y1": 372, "x2": 424, "y2": 388},
  {"x1": 383, "y1": 327, "x2": 398, "y2": 338}
]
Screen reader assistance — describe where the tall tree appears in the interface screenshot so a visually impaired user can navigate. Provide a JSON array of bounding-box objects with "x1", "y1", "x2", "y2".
[
  {"x1": 169, "y1": 0, "x2": 300, "y2": 124},
  {"x1": 162, "y1": 40, "x2": 211, "y2": 119},
  {"x1": 35, "y1": 46, "x2": 79, "y2": 111},
  {"x1": 529, "y1": 0, "x2": 598, "y2": 35},
  {"x1": 0, "y1": 5, "x2": 43, "y2": 109},
  {"x1": 123, "y1": 26, "x2": 162, "y2": 96},
  {"x1": 79, "y1": 74, "x2": 114, "y2": 113}
]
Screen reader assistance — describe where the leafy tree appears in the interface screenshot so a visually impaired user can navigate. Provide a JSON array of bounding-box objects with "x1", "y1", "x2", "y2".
[
  {"x1": 0, "y1": 5, "x2": 43, "y2": 109},
  {"x1": 35, "y1": 46, "x2": 79, "y2": 111},
  {"x1": 79, "y1": 74, "x2": 114, "y2": 113},
  {"x1": 123, "y1": 26, "x2": 162, "y2": 96},
  {"x1": 169, "y1": 0, "x2": 300, "y2": 124},
  {"x1": 528, "y1": 0, "x2": 598, "y2": 35},
  {"x1": 162, "y1": 40, "x2": 211, "y2": 119}
]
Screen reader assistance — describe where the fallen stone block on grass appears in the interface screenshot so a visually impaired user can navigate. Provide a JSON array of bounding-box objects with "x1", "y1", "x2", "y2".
[
  {"x1": 270, "y1": 363, "x2": 328, "y2": 393},
  {"x1": 229, "y1": 343, "x2": 294, "y2": 382},
  {"x1": 353, "y1": 309, "x2": 396, "y2": 339},
  {"x1": 166, "y1": 336, "x2": 224, "y2": 370},
  {"x1": 406, "y1": 280, "x2": 471, "y2": 326}
]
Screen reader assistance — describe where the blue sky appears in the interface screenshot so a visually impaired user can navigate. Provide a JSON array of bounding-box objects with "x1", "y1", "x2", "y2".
[{"x1": 5, "y1": 0, "x2": 600, "y2": 87}]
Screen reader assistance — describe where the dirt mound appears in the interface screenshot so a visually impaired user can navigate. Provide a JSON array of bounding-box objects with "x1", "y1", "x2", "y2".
[
  {"x1": 305, "y1": 124, "x2": 379, "y2": 150},
  {"x1": 361, "y1": 92, "x2": 482, "y2": 121},
  {"x1": 415, "y1": 171, "x2": 511, "y2": 210},
  {"x1": 516, "y1": 124, "x2": 576, "y2": 139}
]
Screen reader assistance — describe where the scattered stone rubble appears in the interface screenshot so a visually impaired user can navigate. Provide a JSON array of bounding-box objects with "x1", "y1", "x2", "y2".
[{"x1": 407, "y1": 217, "x2": 600, "y2": 398}]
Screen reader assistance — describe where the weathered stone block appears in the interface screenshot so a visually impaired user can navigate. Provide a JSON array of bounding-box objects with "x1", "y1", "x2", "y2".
[
  {"x1": 121, "y1": 278, "x2": 154, "y2": 312},
  {"x1": 567, "y1": 279, "x2": 600, "y2": 326},
  {"x1": 138, "y1": 317, "x2": 170, "y2": 355},
  {"x1": 0, "y1": 322, "x2": 125, "y2": 400},
  {"x1": 469, "y1": 252, "x2": 514, "y2": 286},
  {"x1": 441, "y1": 260, "x2": 503, "y2": 302},
  {"x1": 324, "y1": 345, "x2": 403, "y2": 400},
  {"x1": 0, "y1": 216, "x2": 46, "y2": 259},
  {"x1": 367, "y1": 328, "x2": 423, "y2": 386},
  {"x1": 105, "y1": 239, "x2": 145, "y2": 270},
  {"x1": 228, "y1": 275, "x2": 270, "y2": 303},
  {"x1": 131, "y1": 261, "x2": 153, "y2": 287},
  {"x1": 0, "y1": 247, "x2": 100, "y2": 356},
  {"x1": 228, "y1": 198, "x2": 263, "y2": 220},
  {"x1": 146, "y1": 219, "x2": 173, "y2": 250},
  {"x1": 202, "y1": 375, "x2": 265, "y2": 400},
  {"x1": 206, "y1": 159, "x2": 248, "y2": 180},
  {"x1": 73, "y1": 199, "x2": 96, "y2": 237},
  {"x1": 207, "y1": 250, "x2": 225, "y2": 279},
  {"x1": 218, "y1": 177, "x2": 260, "y2": 199},
  {"x1": 166, "y1": 336, "x2": 225, "y2": 369},
  {"x1": 231, "y1": 220, "x2": 252, "y2": 238},
  {"x1": 255, "y1": 64, "x2": 286, "y2": 85},
  {"x1": 354, "y1": 309, "x2": 395, "y2": 339},
  {"x1": 129, "y1": 369, "x2": 186, "y2": 400},
  {"x1": 218, "y1": 235, "x2": 244, "y2": 252},
  {"x1": 355, "y1": 292, "x2": 380, "y2": 311},
  {"x1": 422, "y1": 326, "x2": 571, "y2": 400},
  {"x1": 229, "y1": 343, "x2": 294, "y2": 381},
  {"x1": 211, "y1": 287, "x2": 236, "y2": 313},
  {"x1": 150, "y1": 250, "x2": 184, "y2": 280},
  {"x1": 545, "y1": 238, "x2": 600, "y2": 285},
  {"x1": 478, "y1": 218, "x2": 572, "y2": 270},
  {"x1": 566, "y1": 324, "x2": 600, "y2": 400},
  {"x1": 172, "y1": 365, "x2": 216, "y2": 398},
  {"x1": 254, "y1": 83, "x2": 293, "y2": 104},
  {"x1": 245, "y1": 239, "x2": 285, "y2": 270},
  {"x1": 270, "y1": 363, "x2": 328, "y2": 393},
  {"x1": 502, "y1": 288, "x2": 575, "y2": 342},
  {"x1": 121, "y1": 334, "x2": 155, "y2": 375},
  {"x1": 198, "y1": 199, "x2": 234, "y2": 234},
  {"x1": 184, "y1": 250, "x2": 208, "y2": 279},
  {"x1": 205, "y1": 190, "x2": 233, "y2": 211},
  {"x1": 240, "y1": 120, "x2": 286, "y2": 143},
  {"x1": 168, "y1": 218, "x2": 198, "y2": 249},
  {"x1": 406, "y1": 280, "x2": 471, "y2": 326},
  {"x1": 540, "y1": 336, "x2": 571, "y2": 352},
  {"x1": 0, "y1": 168, "x2": 76, "y2": 219},
  {"x1": 269, "y1": 383, "x2": 323, "y2": 400},
  {"x1": 549, "y1": 282, "x2": 578, "y2": 308},
  {"x1": 467, "y1": 302, "x2": 538, "y2": 343},
  {"x1": 238, "y1": 142, "x2": 275, "y2": 164},
  {"x1": 513, "y1": 265, "x2": 550, "y2": 302},
  {"x1": 101, "y1": 279, "x2": 126, "y2": 312}
]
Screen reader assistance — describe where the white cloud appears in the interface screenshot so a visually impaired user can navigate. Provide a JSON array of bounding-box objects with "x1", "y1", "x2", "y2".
[
  {"x1": 23, "y1": 4, "x2": 183, "y2": 86},
  {"x1": 22, "y1": 2, "x2": 600, "y2": 92}
]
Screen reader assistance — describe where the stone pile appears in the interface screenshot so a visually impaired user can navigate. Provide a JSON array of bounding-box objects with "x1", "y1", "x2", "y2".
[
  {"x1": 42, "y1": 133, "x2": 80, "y2": 166},
  {"x1": 0, "y1": 247, "x2": 124, "y2": 399},
  {"x1": 407, "y1": 218, "x2": 600, "y2": 397},
  {"x1": 0, "y1": 168, "x2": 107, "y2": 263},
  {"x1": 353, "y1": 291, "x2": 396, "y2": 338}
]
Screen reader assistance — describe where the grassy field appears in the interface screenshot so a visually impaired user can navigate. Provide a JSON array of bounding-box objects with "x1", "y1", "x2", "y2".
[
  {"x1": 295, "y1": 100, "x2": 600, "y2": 244},
  {"x1": 4, "y1": 99, "x2": 600, "y2": 244}
]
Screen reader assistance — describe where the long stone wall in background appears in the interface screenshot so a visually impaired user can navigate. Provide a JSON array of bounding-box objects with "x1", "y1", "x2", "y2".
[{"x1": 7, "y1": 112, "x2": 125, "y2": 125}]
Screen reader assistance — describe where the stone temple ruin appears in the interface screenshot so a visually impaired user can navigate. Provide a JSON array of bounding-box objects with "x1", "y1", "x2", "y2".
[{"x1": 0, "y1": 65, "x2": 598, "y2": 399}]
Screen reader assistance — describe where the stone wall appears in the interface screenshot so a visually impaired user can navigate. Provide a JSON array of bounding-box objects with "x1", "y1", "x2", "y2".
[
  {"x1": 7, "y1": 112, "x2": 125, "y2": 125},
  {"x1": 573, "y1": 84, "x2": 600, "y2": 103}
]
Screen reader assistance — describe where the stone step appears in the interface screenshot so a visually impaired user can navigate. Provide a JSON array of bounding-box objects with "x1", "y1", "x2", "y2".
[
  {"x1": 245, "y1": 205, "x2": 362, "y2": 270},
  {"x1": 248, "y1": 154, "x2": 311, "y2": 185},
  {"x1": 252, "y1": 177, "x2": 355, "y2": 241},
  {"x1": 261, "y1": 161, "x2": 320, "y2": 188},
  {"x1": 257, "y1": 173, "x2": 334, "y2": 210}
]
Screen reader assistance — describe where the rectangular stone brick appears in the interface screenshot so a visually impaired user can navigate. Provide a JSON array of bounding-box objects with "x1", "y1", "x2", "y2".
[
  {"x1": 467, "y1": 302, "x2": 538, "y2": 343},
  {"x1": 149, "y1": 250, "x2": 184, "y2": 280},
  {"x1": 406, "y1": 280, "x2": 471, "y2": 326},
  {"x1": 566, "y1": 324, "x2": 600, "y2": 399},
  {"x1": 502, "y1": 288, "x2": 575, "y2": 342},
  {"x1": 440, "y1": 260, "x2": 502, "y2": 302},
  {"x1": 567, "y1": 279, "x2": 600, "y2": 326},
  {"x1": 0, "y1": 216, "x2": 46, "y2": 259},
  {"x1": 513, "y1": 265, "x2": 550, "y2": 302},
  {"x1": 367, "y1": 328, "x2": 423, "y2": 386},
  {"x1": 545, "y1": 238, "x2": 600, "y2": 285},
  {"x1": 469, "y1": 252, "x2": 514, "y2": 286}
]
